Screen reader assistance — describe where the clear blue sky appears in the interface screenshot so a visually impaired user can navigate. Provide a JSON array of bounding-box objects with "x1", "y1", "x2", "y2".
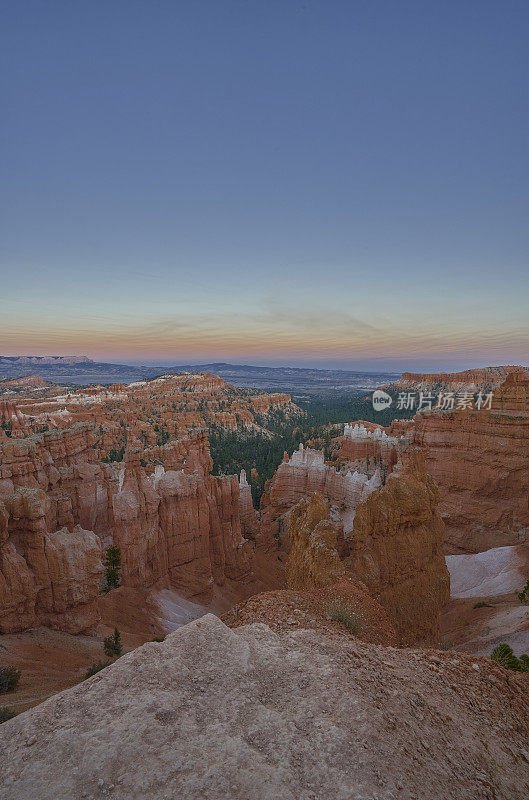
[{"x1": 1, "y1": 1, "x2": 528, "y2": 370}]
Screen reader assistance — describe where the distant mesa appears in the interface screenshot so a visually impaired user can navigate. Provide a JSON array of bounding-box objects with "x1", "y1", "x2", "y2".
[
  {"x1": 387, "y1": 365, "x2": 529, "y2": 394},
  {"x1": 0, "y1": 374, "x2": 55, "y2": 390},
  {"x1": 0, "y1": 355, "x2": 93, "y2": 365},
  {"x1": 0, "y1": 355, "x2": 399, "y2": 391}
]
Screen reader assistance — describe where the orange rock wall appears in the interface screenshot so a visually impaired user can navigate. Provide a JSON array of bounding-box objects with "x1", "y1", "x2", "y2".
[
  {"x1": 0, "y1": 421, "x2": 254, "y2": 631},
  {"x1": 0, "y1": 488, "x2": 102, "y2": 634},
  {"x1": 407, "y1": 372, "x2": 529, "y2": 553},
  {"x1": 345, "y1": 453, "x2": 450, "y2": 645}
]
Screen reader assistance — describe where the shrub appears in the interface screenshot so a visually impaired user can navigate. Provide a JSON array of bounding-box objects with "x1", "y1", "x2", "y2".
[
  {"x1": 84, "y1": 661, "x2": 111, "y2": 679},
  {"x1": 491, "y1": 643, "x2": 529, "y2": 672},
  {"x1": 102, "y1": 546, "x2": 121, "y2": 592},
  {"x1": 473, "y1": 601, "x2": 493, "y2": 609},
  {"x1": 0, "y1": 667, "x2": 21, "y2": 694},
  {"x1": 518, "y1": 653, "x2": 529, "y2": 672},
  {"x1": 103, "y1": 627, "x2": 123, "y2": 658},
  {"x1": 0, "y1": 707, "x2": 17, "y2": 724},
  {"x1": 327, "y1": 598, "x2": 364, "y2": 634},
  {"x1": 516, "y1": 580, "x2": 529, "y2": 604}
]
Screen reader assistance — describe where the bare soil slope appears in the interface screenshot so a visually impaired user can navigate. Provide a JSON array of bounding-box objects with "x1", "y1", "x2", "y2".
[{"x1": 1, "y1": 615, "x2": 528, "y2": 800}]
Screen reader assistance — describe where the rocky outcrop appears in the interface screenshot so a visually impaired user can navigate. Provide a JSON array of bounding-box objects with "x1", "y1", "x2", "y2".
[
  {"x1": 408, "y1": 371, "x2": 529, "y2": 553},
  {"x1": 0, "y1": 400, "x2": 29, "y2": 438},
  {"x1": 286, "y1": 493, "x2": 346, "y2": 590},
  {"x1": 111, "y1": 453, "x2": 253, "y2": 602},
  {"x1": 2, "y1": 615, "x2": 528, "y2": 800},
  {"x1": 259, "y1": 444, "x2": 381, "y2": 549},
  {"x1": 339, "y1": 421, "x2": 401, "y2": 470},
  {"x1": 345, "y1": 452, "x2": 450, "y2": 645},
  {"x1": 280, "y1": 459, "x2": 450, "y2": 647},
  {"x1": 238, "y1": 470, "x2": 260, "y2": 539},
  {"x1": 0, "y1": 489, "x2": 102, "y2": 633},
  {"x1": 0, "y1": 421, "x2": 255, "y2": 630},
  {"x1": 249, "y1": 393, "x2": 294, "y2": 413},
  {"x1": 389, "y1": 365, "x2": 529, "y2": 393}
]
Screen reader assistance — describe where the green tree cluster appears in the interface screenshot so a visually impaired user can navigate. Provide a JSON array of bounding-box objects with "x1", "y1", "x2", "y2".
[{"x1": 102, "y1": 546, "x2": 121, "y2": 592}]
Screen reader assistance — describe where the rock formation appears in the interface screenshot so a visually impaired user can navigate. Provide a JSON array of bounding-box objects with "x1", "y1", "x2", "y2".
[
  {"x1": 339, "y1": 421, "x2": 402, "y2": 469},
  {"x1": 259, "y1": 444, "x2": 381, "y2": 549},
  {"x1": 345, "y1": 452, "x2": 450, "y2": 645},
  {"x1": 238, "y1": 470, "x2": 260, "y2": 539},
  {"x1": 408, "y1": 371, "x2": 529, "y2": 553},
  {"x1": 0, "y1": 400, "x2": 29, "y2": 438},
  {"x1": 0, "y1": 370, "x2": 302, "y2": 633},
  {"x1": 285, "y1": 493, "x2": 346, "y2": 590},
  {"x1": 388, "y1": 365, "x2": 529, "y2": 393},
  {"x1": 1, "y1": 615, "x2": 528, "y2": 800},
  {"x1": 0, "y1": 488, "x2": 102, "y2": 633},
  {"x1": 280, "y1": 467, "x2": 449, "y2": 647},
  {"x1": 0, "y1": 418, "x2": 254, "y2": 631}
]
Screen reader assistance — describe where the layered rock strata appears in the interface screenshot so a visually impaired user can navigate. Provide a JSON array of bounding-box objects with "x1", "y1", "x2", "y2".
[
  {"x1": 259, "y1": 444, "x2": 381, "y2": 549},
  {"x1": 0, "y1": 423, "x2": 253, "y2": 631},
  {"x1": 0, "y1": 488, "x2": 102, "y2": 633},
  {"x1": 339, "y1": 421, "x2": 402, "y2": 469},
  {"x1": 408, "y1": 371, "x2": 529, "y2": 553},
  {"x1": 344, "y1": 452, "x2": 450, "y2": 645}
]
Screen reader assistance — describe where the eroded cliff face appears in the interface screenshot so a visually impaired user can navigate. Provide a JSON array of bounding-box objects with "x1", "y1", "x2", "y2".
[
  {"x1": 238, "y1": 470, "x2": 260, "y2": 540},
  {"x1": 338, "y1": 421, "x2": 401, "y2": 471},
  {"x1": 0, "y1": 489, "x2": 102, "y2": 634},
  {"x1": 286, "y1": 494, "x2": 346, "y2": 590},
  {"x1": 110, "y1": 451, "x2": 253, "y2": 601},
  {"x1": 279, "y1": 461, "x2": 449, "y2": 646},
  {"x1": 259, "y1": 444, "x2": 381, "y2": 551},
  {"x1": 408, "y1": 371, "x2": 529, "y2": 553},
  {"x1": 0, "y1": 421, "x2": 254, "y2": 631},
  {"x1": 389, "y1": 365, "x2": 529, "y2": 393},
  {"x1": 345, "y1": 452, "x2": 450, "y2": 646}
]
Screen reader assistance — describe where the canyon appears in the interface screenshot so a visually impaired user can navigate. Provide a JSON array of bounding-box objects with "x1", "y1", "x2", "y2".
[
  {"x1": 0, "y1": 366, "x2": 527, "y2": 727},
  {"x1": 0, "y1": 373, "x2": 449, "y2": 647}
]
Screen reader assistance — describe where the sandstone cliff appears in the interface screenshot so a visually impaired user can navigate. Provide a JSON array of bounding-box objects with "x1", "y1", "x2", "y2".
[
  {"x1": 238, "y1": 469, "x2": 260, "y2": 539},
  {"x1": 0, "y1": 421, "x2": 254, "y2": 631},
  {"x1": 408, "y1": 371, "x2": 529, "y2": 553},
  {"x1": 389, "y1": 365, "x2": 529, "y2": 393},
  {"x1": 345, "y1": 452, "x2": 450, "y2": 645},
  {"x1": 285, "y1": 493, "x2": 346, "y2": 590},
  {"x1": 259, "y1": 444, "x2": 381, "y2": 550},
  {"x1": 0, "y1": 488, "x2": 102, "y2": 633},
  {"x1": 278, "y1": 465, "x2": 449, "y2": 646},
  {"x1": 339, "y1": 421, "x2": 402, "y2": 470}
]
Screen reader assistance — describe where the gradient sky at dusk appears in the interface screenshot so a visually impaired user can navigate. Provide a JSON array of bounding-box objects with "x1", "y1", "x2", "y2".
[{"x1": 2, "y1": 1, "x2": 528, "y2": 371}]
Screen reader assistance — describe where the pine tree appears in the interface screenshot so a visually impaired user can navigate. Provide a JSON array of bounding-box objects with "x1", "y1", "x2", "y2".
[{"x1": 103, "y1": 627, "x2": 122, "y2": 658}]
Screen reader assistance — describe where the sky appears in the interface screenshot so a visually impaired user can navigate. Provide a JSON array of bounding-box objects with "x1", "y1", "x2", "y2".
[{"x1": 1, "y1": 0, "x2": 528, "y2": 372}]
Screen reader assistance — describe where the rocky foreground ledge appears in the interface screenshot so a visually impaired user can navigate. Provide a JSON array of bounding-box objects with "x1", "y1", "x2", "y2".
[{"x1": 1, "y1": 615, "x2": 528, "y2": 800}]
